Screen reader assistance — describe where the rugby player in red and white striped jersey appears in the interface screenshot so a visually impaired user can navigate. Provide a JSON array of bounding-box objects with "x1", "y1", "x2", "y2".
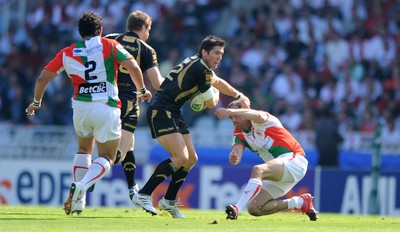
[
  {"x1": 215, "y1": 100, "x2": 318, "y2": 221},
  {"x1": 25, "y1": 11, "x2": 152, "y2": 215}
]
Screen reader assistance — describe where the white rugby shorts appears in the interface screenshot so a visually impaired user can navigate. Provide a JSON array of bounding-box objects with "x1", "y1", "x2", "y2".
[
  {"x1": 72, "y1": 100, "x2": 121, "y2": 143},
  {"x1": 262, "y1": 152, "x2": 308, "y2": 199}
]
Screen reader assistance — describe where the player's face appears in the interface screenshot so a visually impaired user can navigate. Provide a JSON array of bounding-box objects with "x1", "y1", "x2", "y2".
[
  {"x1": 230, "y1": 115, "x2": 250, "y2": 131},
  {"x1": 202, "y1": 46, "x2": 224, "y2": 70},
  {"x1": 140, "y1": 25, "x2": 150, "y2": 41},
  {"x1": 228, "y1": 103, "x2": 251, "y2": 131}
]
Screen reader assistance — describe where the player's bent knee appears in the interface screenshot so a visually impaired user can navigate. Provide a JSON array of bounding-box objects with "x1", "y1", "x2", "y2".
[
  {"x1": 252, "y1": 165, "x2": 265, "y2": 176},
  {"x1": 187, "y1": 156, "x2": 198, "y2": 167},
  {"x1": 172, "y1": 155, "x2": 189, "y2": 167}
]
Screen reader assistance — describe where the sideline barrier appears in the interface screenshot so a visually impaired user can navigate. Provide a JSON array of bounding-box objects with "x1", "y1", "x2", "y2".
[
  {"x1": 149, "y1": 145, "x2": 400, "y2": 169},
  {"x1": 340, "y1": 151, "x2": 400, "y2": 170},
  {"x1": 1, "y1": 160, "x2": 399, "y2": 216},
  {"x1": 149, "y1": 145, "x2": 320, "y2": 167}
]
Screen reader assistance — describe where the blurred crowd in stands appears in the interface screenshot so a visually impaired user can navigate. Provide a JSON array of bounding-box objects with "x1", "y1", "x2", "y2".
[{"x1": 0, "y1": 0, "x2": 399, "y2": 144}]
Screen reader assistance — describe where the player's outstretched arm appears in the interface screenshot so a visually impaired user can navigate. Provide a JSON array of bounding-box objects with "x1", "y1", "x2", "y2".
[
  {"x1": 212, "y1": 75, "x2": 250, "y2": 106},
  {"x1": 25, "y1": 69, "x2": 57, "y2": 116},
  {"x1": 216, "y1": 108, "x2": 268, "y2": 124}
]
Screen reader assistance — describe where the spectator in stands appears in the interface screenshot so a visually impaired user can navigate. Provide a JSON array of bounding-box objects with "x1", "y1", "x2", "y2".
[
  {"x1": 214, "y1": 100, "x2": 317, "y2": 221},
  {"x1": 271, "y1": 62, "x2": 304, "y2": 106},
  {"x1": 315, "y1": 107, "x2": 343, "y2": 167},
  {"x1": 334, "y1": 70, "x2": 360, "y2": 106},
  {"x1": 359, "y1": 75, "x2": 383, "y2": 103},
  {"x1": 359, "y1": 110, "x2": 377, "y2": 133},
  {"x1": 280, "y1": 104, "x2": 303, "y2": 132},
  {"x1": 381, "y1": 116, "x2": 400, "y2": 154},
  {"x1": 348, "y1": 31, "x2": 367, "y2": 63},
  {"x1": 274, "y1": 8, "x2": 293, "y2": 44},
  {"x1": 1, "y1": 0, "x2": 399, "y2": 160},
  {"x1": 325, "y1": 31, "x2": 350, "y2": 73},
  {"x1": 25, "y1": 11, "x2": 151, "y2": 215},
  {"x1": 284, "y1": 30, "x2": 308, "y2": 64},
  {"x1": 240, "y1": 40, "x2": 266, "y2": 75}
]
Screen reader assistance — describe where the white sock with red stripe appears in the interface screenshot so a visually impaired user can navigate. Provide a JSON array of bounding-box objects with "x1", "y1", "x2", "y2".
[
  {"x1": 79, "y1": 157, "x2": 111, "y2": 191},
  {"x1": 235, "y1": 178, "x2": 262, "y2": 214},
  {"x1": 73, "y1": 154, "x2": 91, "y2": 182},
  {"x1": 287, "y1": 196, "x2": 304, "y2": 209}
]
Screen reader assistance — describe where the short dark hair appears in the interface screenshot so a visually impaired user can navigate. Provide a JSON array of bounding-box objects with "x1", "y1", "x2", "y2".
[
  {"x1": 78, "y1": 11, "x2": 103, "y2": 38},
  {"x1": 126, "y1": 10, "x2": 152, "y2": 32},
  {"x1": 198, "y1": 35, "x2": 226, "y2": 57}
]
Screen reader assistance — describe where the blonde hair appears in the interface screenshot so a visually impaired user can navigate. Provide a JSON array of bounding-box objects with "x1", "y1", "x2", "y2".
[{"x1": 126, "y1": 10, "x2": 152, "y2": 32}]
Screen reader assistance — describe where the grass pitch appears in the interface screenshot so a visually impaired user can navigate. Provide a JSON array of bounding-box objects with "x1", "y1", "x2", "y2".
[{"x1": 0, "y1": 206, "x2": 398, "y2": 232}]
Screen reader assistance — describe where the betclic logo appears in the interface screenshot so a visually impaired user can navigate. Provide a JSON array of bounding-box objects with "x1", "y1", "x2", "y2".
[{"x1": 78, "y1": 82, "x2": 107, "y2": 94}]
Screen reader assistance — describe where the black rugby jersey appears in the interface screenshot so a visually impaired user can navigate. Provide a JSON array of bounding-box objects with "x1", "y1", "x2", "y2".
[
  {"x1": 151, "y1": 54, "x2": 213, "y2": 113},
  {"x1": 105, "y1": 32, "x2": 158, "y2": 99}
]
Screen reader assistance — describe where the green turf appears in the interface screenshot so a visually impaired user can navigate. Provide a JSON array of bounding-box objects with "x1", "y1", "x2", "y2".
[{"x1": 0, "y1": 206, "x2": 398, "y2": 232}]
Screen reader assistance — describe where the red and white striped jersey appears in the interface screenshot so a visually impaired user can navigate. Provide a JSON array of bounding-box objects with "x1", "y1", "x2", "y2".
[
  {"x1": 233, "y1": 112, "x2": 305, "y2": 162},
  {"x1": 44, "y1": 36, "x2": 133, "y2": 108}
]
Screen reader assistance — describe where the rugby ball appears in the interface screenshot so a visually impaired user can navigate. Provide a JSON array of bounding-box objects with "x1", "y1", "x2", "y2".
[{"x1": 189, "y1": 87, "x2": 219, "y2": 112}]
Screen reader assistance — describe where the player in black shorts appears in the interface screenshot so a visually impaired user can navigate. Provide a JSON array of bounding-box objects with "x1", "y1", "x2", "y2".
[
  {"x1": 131, "y1": 35, "x2": 249, "y2": 218},
  {"x1": 105, "y1": 10, "x2": 164, "y2": 205}
]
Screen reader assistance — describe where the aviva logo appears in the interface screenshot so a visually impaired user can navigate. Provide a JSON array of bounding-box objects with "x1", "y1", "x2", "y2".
[{"x1": 0, "y1": 179, "x2": 12, "y2": 205}]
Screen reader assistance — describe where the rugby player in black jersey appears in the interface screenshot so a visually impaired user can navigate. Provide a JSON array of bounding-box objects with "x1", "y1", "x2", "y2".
[
  {"x1": 105, "y1": 10, "x2": 164, "y2": 206},
  {"x1": 131, "y1": 35, "x2": 249, "y2": 218}
]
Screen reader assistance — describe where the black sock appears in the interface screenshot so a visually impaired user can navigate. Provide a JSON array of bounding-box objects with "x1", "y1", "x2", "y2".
[
  {"x1": 139, "y1": 159, "x2": 176, "y2": 195},
  {"x1": 121, "y1": 151, "x2": 136, "y2": 189},
  {"x1": 165, "y1": 167, "x2": 190, "y2": 201}
]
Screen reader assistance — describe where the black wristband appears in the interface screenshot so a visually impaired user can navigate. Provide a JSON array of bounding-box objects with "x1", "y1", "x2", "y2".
[{"x1": 139, "y1": 87, "x2": 146, "y2": 95}]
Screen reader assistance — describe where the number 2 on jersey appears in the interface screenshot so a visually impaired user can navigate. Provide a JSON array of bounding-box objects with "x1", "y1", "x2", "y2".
[{"x1": 85, "y1": 61, "x2": 97, "y2": 80}]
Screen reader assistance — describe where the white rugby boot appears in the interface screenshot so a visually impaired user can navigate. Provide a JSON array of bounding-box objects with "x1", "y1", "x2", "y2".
[
  {"x1": 64, "y1": 182, "x2": 85, "y2": 215},
  {"x1": 158, "y1": 197, "x2": 185, "y2": 219},
  {"x1": 129, "y1": 184, "x2": 140, "y2": 208},
  {"x1": 131, "y1": 192, "x2": 157, "y2": 215}
]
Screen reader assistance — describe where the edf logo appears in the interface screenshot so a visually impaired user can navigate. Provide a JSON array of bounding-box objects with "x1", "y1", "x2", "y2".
[{"x1": 0, "y1": 179, "x2": 12, "y2": 204}]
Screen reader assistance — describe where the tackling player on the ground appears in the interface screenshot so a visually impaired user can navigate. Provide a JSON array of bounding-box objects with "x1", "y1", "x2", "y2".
[
  {"x1": 105, "y1": 10, "x2": 164, "y2": 203},
  {"x1": 215, "y1": 100, "x2": 318, "y2": 221},
  {"x1": 131, "y1": 35, "x2": 249, "y2": 218}
]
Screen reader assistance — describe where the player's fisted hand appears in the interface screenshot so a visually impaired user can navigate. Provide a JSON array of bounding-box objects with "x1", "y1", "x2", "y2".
[
  {"x1": 238, "y1": 94, "x2": 250, "y2": 109},
  {"x1": 25, "y1": 103, "x2": 40, "y2": 116},
  {"x1": 137, "y1": 90, "x2": 152, "y2": 103},
  {"x1": 215, "y1": 108, "x2": 229, "y2": 119},
  {"x1": 229, "y1": 152, "x2": 240, "y2": 165}
]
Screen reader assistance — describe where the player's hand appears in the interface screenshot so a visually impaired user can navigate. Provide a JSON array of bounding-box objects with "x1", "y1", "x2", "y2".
[
  {"x1": 229, "y1": 151, "x2": 240, "y2": 165},
  {"x1": 137, "y1": 89, "x2": 152, "y2": 103},
  {"x1": 215, "y1": 108, "x2": 229, "y2": 119},
  {"x1": 25, "y1": 103, "x2": 41, "y2": 116},
  {"x1": 237, "y1": 94, "x2": 250, "y2": 108}
]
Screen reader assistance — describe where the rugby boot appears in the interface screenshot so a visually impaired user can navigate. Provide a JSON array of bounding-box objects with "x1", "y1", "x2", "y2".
[
  {"x1": 158, "y1": 197, "x2": 185, "y2": 219},
  {"x1": 300, "y1": 193, "x2": 318, "y2": 221}
]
